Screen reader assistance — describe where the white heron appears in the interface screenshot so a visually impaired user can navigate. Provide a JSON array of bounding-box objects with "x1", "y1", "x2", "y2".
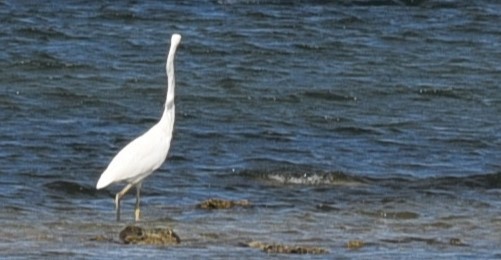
[{"x1": 96, "y1": 34, "x2": 182, "y2": 222}]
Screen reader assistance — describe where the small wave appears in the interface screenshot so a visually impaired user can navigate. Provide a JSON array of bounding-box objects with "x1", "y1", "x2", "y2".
[
  {"x1": 43, "y1": 180, "x2": 100, "y2": 198},
  {"x1": 217, "y1": 0, "x2": 427, "y2": 6},
  {"x1": 267, "y1": 173, "x2": 360, "y2": 185},
  {"x1": 360, "y1": 210, "x2": 420, "y2": 220},
  {"x1": 97, "y1": 5, "x2": 140, "y2": 21},
  {"x1": 17, "y1": 26, "x2": 69, "y2": 40},
  {"x1": 14, "y1": 52, "x2": 91, "y2": 70},
  {"x1": 239, "y1": 167, "x2": 501, "y2": 190},
  {"x1": 334, "y1": 126, "x2": 383, "y2": 136},
  {"x1": 340, "y1": 0, "x2": 427, "y2": 7},
  {"x1": 239, "y1": 167, "x2": 367, "y2": 186},
  {"x1": 443, "y1": 137, "x2": 490, "y2": 149},
  {"x1": 369, "y1": 172, "x2": 501, "y2": 190},
  {"x1": 303, "y1": 90, "x2": 357, "y2": 102},
  {"x1": 217, "y1": 0, "x2": 297, "y2": 5},
  {"x1": 416, "y1": 86, "x2": 472, "y2": 100}
]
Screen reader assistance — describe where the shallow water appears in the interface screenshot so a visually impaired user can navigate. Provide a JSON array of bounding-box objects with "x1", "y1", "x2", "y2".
[{"x1": 1, "y1": 0, "x2": 501, "y2": 258}]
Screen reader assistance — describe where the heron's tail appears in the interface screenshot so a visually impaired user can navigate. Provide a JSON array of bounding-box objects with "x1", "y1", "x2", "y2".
[{"x1": 96, "y1": 172, "x2": 113, "y2": 189}]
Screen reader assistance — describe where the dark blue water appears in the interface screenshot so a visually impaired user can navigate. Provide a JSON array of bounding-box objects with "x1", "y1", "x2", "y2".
[{"x1": 1, "y1": 0, "x2": 501, "y2": 258}]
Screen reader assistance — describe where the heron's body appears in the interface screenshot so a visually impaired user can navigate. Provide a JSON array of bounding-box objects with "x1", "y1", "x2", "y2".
[
  {"x1": 96, "y1": 34, "x2": 181, "y2": 221},
  {"x1": 96, "y1": 113, "x2": 173, "y2": 189}
]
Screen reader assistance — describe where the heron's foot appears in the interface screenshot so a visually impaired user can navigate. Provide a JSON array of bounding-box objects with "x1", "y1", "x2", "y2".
[{"x1": 134, "y1": 208, "x2": 141, "y2": 222}]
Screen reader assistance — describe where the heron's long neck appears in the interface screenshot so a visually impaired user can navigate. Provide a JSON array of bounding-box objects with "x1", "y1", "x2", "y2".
[
  {"x1": 165, "y1": 53, "x2": 175, "y2": 111},
  {"x1": 160, "y1": 49, "x2": 176, "y2": 126}
]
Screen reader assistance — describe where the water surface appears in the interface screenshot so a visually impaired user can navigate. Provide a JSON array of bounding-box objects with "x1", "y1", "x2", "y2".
[{"x1": 1, "y1": 0, "x2": 500, "y2": 258}]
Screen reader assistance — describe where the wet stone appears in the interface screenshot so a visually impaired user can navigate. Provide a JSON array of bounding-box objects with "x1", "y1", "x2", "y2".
[
  {"x1": 347, "y1": 240, "x2": 365, "y2": 249},
  {"x1": 246, "y1": 241, "x2": 328, "y2": 255},
  {"x1": 197, "y1": 198, "x2": 250, "y2": 209},
  {"x1": 89, "y1": 235, "x2": 113, "y2": 243},
  {"x1": 119, "y1": 225, "x2": 181, "y2": 245},
  {"x1": 449, "y1": 238, "x2": 467, "y2": 246}
]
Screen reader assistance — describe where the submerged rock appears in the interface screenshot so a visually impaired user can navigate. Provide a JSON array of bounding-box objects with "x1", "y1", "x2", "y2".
[
  {"x1": 197, "y1": 198, "x2": 250, "y2": 209},
  {"x1": 89, "y1": 235, "x2": 114, "y2": 243},
  {"x1": 347, "y1": 240, "x2": 365, "y2": 249},
  {"x1": 119, "y1": 225, "x2": 181, "y2": 245},
  {"x1": 246, "y1": 241, "x2": 328, "y2": 255},
  {"x1": 449, "y1": 238, "x2": 467, "y2": 246}
]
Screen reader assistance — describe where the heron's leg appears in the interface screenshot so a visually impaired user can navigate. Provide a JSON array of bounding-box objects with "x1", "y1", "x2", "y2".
[
  {"x1": 134, "y1": 182, "x2": 142, "y2": 222},
  {"x1": 115, "y1": 183, "x2": 134, "y2": 222}
]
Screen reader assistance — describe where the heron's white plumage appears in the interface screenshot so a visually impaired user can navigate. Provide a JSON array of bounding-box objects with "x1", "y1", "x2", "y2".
[
  {"x1": 96, "y1": 119, "x2": 173, "y2": 189},
  {"x1": 96, "y1": 34, "x2": 181, "y2": 221}
]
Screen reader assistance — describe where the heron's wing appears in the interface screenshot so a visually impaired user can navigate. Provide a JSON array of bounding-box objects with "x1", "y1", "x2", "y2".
[{"x1": 96, "y1": 125, "x2": 171, "y2": 189}]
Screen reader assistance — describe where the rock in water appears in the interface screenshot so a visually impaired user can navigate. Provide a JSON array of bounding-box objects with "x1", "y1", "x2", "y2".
[
  {"x1": 246, "y1": 241, "x2": 328, "y2": 254},
  {"x1": 197, "y1": 198, "x2": 250, "y2": 209},
  {"x1": 119, "y1": 225, "x2": 181, "y2": 245},
  {"x1": 346, "y1": 240, "x2": 365, "y2": 249}
]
